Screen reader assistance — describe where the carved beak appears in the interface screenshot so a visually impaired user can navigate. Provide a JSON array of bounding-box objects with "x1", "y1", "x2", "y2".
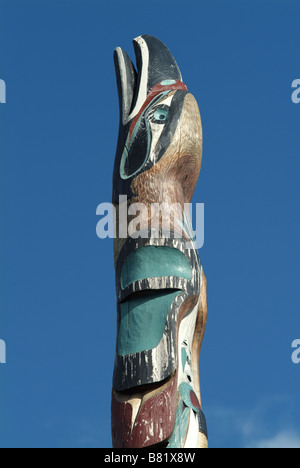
[{"x1": 114, "y1": 35, "x2": 183, "y2": 126}]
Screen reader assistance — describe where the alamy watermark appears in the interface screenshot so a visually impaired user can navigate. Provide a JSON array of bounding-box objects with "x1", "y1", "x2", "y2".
[
  {"x1": 291, "y1": 79, "x2": 300, "y2": 104},
  {"x1": 0, "y1": 339, "x2": 6, "y2": 364},
  {"x1": 291, "y1": 339, "x2": 300, "y2": 365},
  {"x1": 96, "y1": 196, "x2": 205, "y2": 250},
  {"x1": 0, "y1": 79, "x2": 6, "y2": 103}
]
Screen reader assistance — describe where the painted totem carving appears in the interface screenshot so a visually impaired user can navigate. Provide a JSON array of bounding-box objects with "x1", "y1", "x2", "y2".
[{"x1": 111, "y1": 35, "x2": 208, "y2": 448}]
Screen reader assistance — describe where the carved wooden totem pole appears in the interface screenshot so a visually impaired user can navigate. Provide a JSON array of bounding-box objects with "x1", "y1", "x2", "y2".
[{"x1": 111, "y1": 35, "x2": 208, "y2": 448}]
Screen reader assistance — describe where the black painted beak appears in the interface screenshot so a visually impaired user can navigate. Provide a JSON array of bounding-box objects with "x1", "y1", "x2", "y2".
[{"x1": 114, "y1": 35, "x2": 183, "y2": 126}]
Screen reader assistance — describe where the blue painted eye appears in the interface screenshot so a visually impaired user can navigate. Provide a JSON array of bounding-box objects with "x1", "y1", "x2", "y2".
[{"x1": 152, "y1": 106, "x2": 169, "y2": 123}]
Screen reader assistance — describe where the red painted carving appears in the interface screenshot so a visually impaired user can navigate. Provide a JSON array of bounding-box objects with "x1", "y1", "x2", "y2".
[
  {"x1": 190, "y1": 390, "x2": 201, "y2": 410},
  {"x1": 111, "y1": 377, "x2": 177, "y2": 448}
]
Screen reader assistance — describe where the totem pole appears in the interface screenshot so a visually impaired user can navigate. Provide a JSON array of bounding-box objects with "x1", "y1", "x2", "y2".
[{"x1": 111, "y1": 35, "x2": 207, "y2": 448}]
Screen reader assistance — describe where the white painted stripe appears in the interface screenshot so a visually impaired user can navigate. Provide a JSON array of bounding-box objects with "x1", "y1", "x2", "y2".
[
  {"x1": 115, "y1": 47, "x2": 132, "y2": 125},
  {"x1": 126, "y1": 36, "x2": 149, "y2": 124},
  {"x1": 184, "y1": 410, "x2": 199, "y2": 448}
]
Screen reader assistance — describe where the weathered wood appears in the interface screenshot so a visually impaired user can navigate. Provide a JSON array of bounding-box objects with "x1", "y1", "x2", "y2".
[{"x1": 111, "y1": 35, "x2": 207, "y2": 448}]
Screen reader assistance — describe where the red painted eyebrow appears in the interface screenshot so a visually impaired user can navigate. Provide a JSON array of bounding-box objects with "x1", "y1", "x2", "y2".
[{"x1": 128, "y1": 81, "x2": 188, "y2": 144}]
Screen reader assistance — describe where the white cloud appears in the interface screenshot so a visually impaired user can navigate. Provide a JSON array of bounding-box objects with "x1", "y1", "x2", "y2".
[
  {"x1": 249, "y1": 431, "x2": 300, "y2": 449},
  {"x1": 206, "y1": 395, "x2": 300, "y2": 448}
]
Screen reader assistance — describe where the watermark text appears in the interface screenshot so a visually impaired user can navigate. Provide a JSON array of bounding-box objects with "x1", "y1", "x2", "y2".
[
  {"x1": 291, "y1": 339, "x2": 300, "y2": 364},
  {"x1": 291, "y1": 79, "x2": 300, "y2": 104},
  {"x1": 0, "y1": 339, "x2": 6, "y2": 364},
  {"x1": 96, "y1": 197, "x2": 204, "y2": 250},
  {"x1": 0, "y1": 79, "x2": 6, "y2": 103}
]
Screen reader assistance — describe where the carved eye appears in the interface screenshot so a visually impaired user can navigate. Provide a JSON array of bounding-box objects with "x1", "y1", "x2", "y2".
[{"x1": 150, "y1": 105, "x2": 170, "y2": 124}]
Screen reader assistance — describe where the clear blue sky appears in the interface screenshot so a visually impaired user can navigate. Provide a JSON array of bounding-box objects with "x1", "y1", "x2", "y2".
[{"x1": 0, "y1": 0, "x2": 300, "y2": 448}]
